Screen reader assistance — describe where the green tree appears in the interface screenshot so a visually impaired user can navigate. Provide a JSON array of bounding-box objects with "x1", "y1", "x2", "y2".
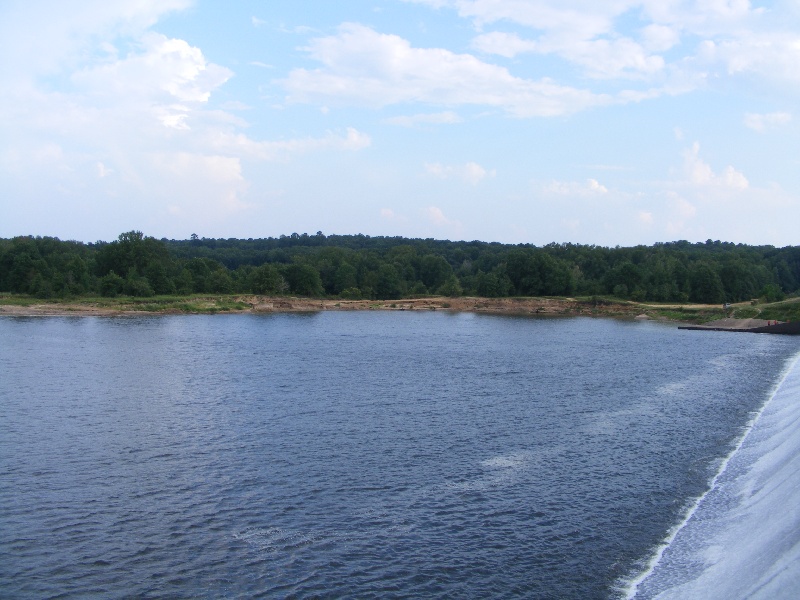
[
  {"x1": 375, "y1": 264, "x2": 405, "y2": 300},
  {"x1": 760, "y1": 283, "x2": 785, "y2": 302},
  {"x1": 419, "y1": 254, "x2": 452, "y2": 291},
  {"x1": 208, "y1": 269, "x2": 234, "y2": 294},
  {"x1": 145, "y1": 262, "x2": 175, "y2": 295},
  {"x1": 476, "y1": 268, "x2": 512, "y2": 297},
  {"x1": 123, "y1": 268, "x2": 154, "y2": 297},
  {"x1": 437, "y1": 274, "x2": 463, "y2": 297},
  {"x1": 283, "y1": 263, "x2": 324, "y2": 296},
  {"x1": 334, "y1": 262, "x2": 358, "y2": 294},
  {"x1": 250, "y1": 264, "x2": 286, "y2": 294},
  {"x1": 100, "y1": 271, "x2": 125, "y2": 297},
  {"x1": 689, "y1": 263, "x2": 725, "y2": 303}
]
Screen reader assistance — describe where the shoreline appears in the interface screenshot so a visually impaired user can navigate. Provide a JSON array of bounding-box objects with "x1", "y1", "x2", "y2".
[
  {"x1": 0, "y1": 295, "x2": 659, "y2": 319},
  {"x1": 2, "y1": 295, "x2": 796, "y2": 327}
]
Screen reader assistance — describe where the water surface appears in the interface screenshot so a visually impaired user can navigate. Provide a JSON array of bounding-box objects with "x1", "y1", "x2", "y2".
[{"x1": 1, "y1": 312, "x2": 797, "y2": 598}]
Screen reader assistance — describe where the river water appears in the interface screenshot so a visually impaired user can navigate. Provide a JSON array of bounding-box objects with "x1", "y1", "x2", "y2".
[{"x1": 1, "y1": 312, "x2": 798, "y2": 598}]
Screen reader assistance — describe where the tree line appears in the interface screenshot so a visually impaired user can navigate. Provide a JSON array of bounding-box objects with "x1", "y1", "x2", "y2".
[{"x1": 1, "y1": 231, "x2": 798, "y2": 304}]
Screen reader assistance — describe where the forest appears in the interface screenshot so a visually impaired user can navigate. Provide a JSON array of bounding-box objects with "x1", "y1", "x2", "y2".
[{"x1": 1, "y1": 231, "x2": 798, "y2": 304}]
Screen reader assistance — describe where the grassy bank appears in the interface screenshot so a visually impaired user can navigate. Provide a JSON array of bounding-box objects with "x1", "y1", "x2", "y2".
[{"x1": 0, "y1": 294, "x2": 252, "y2": 314}]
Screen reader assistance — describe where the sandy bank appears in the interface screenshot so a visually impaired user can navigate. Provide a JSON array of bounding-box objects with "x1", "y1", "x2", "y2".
[{"x1": 0, "y1": 296, "x2": 649, "y2": 318}]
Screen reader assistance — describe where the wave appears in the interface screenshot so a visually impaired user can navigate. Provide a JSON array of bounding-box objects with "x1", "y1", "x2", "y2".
[{"x1": 621, "y1": 349, "x2": 800, "y2": 599}]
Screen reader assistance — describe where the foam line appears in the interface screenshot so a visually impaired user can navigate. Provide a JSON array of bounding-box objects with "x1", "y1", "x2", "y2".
[{"x1": 619, "y1": 349, "x2": 800, "y2": 599}]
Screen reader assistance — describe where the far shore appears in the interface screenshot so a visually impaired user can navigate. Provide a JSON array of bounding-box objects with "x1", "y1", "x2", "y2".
[{"x1": 0, "y1": 294, "x2": 766, "y2": 324}]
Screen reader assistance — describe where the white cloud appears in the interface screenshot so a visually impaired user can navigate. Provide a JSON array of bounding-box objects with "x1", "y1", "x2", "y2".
[
  {"x1": 587, "y1": 178, "x2": 609, "y2": 193},
  {"x1": 474, "y1": 30, "x2": 664, "y2": 79},
  {"x1": 280, "y1": 23, "x2": 607, "y2": 117},
  {"x1": 418, "y1": 0, "x2": 762, "y2": 36},
  {"x1": 683, "y1": 142, "x2": 748, "y2": 189},
  {"x1": 424, "y1": 206, "x2": 462, "y2": 229},
  {"x1": 674, "y1": 196, "x2": 697, "y2": 219},
  {"x1": 384, "y1": 111, "x2": 462, "y2": 127},
  {"x1": 406, "y1": 0, "x2": 798, "y2": 91},
  {"x1": 638, "y1": 211, "x2": 654, "y2": 225},
  {"x1": 380, "y1": 208, "x2": 409, "y2": 222},
  {"x1": 72, "y1": 33, "x2": 232, "y2": 106},
  {"x1": 96, "y1": 162, "x2": 113, "y2": 178},
  {"x1": 413, "y1": 1, "x2": 658, "y2": 78},
  {"x1": 471, "y1": 31, "x2": 538, "y2": 58},
  {"x1": 209, "y1": 128, "x2": 371, "y2": 161},
  {"x1": 150, "y1": 152, "x2": 253, "y2": 217},
  {"x1": 544, "y1": 178, "x2": 609, "y2": 196},
  {"x1": 219, "y1": 101, "x2": 252, "y2": 111},
  {"x1": 697, "y1": 34, "x2": 800, "y2": 84},
  {"x1": 0, "y1": 0, "x2": 193, "y2": 80},
  {"x1": 743, "y1": 111, "x2": 792, "y2": 133},
  {"x1": 342, "y1": 127, "x2": 373, "y2": 150},
  {"x1": 640, "y1": 24, "x2": 680, "y2": 52},
  {"x1": 425, "y1": 161, "x2": 496, "y2": 185}
]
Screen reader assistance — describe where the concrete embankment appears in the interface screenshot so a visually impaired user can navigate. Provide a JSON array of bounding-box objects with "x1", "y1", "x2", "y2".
[{"x1": 679, "y1": 318, "x2": 800, "y2": 335}]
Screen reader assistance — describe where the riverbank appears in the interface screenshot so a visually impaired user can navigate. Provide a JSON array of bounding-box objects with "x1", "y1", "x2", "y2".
[
  {"x1": 0, "y1": 295, "x2": 615, "y2": 317},
  {"x1": 2, "y1": 294, "x2": 798, "y2": 323},
  {"x1": 0, "y1": 294, "x2": 729, "y2": 321}
]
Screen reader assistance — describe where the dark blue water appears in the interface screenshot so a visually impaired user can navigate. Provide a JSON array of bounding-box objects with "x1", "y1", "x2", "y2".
[{"x1": 1, "y1": 313, "x2": 798, "y2": 599}]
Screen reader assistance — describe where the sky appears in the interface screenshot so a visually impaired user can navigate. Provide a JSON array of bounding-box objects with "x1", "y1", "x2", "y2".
[{"x1": 1, "y1": 0, "x2": 799, "y2": 247}]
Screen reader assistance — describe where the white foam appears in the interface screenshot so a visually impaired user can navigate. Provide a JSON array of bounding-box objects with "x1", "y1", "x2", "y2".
[
  {"x1": 621, "y1": 350, "x2": 800, "y2": 599},
  {"x1": 481, "y1": 452, "x2": 530, "y2": 470}
]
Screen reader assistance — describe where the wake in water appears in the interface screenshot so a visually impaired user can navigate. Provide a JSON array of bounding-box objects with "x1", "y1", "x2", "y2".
[{"x1": 623, "y1": 350, "x2": 800, "y2": 599}]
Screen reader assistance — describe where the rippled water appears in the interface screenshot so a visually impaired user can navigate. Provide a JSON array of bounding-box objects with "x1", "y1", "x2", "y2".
[{"x1": 1, "y1": 312, "x2": 797, "y2": 598}]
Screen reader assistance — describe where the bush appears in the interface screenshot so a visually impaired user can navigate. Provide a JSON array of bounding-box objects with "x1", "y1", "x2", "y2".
[
  {"x1": 760, "y1": 284, "x2": 785, "y2": 303},
  {"x1": 437, "y1": 274, "x2": 463, "y2": 297},
  {"x1": 124, "y1": 276, "x2": 154, "y2": 297},
  {"x1": 100, "y1": 271, "x2": 125, "y2": 297}
]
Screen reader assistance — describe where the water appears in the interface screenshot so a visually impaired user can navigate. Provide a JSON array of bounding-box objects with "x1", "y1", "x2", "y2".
[
  {"x1": 1, "y1": 312, "x2": 798, "y2": 599},
  {"x1": 628, "y1": 349, "x2": 800, "y2": 599}
]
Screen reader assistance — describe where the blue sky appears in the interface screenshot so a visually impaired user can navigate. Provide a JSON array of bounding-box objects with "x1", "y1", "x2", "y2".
[{"x1": 1, "y1": 0, "x2": 798, "y2": 246}]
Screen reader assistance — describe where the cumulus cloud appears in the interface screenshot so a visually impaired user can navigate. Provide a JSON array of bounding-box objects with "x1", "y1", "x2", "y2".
[
  {"x1": 743, "y1": 111, "x2": 792, "y2": 133},
  {"x1": 425, "y1": 161, "x2": 496, "y2": 185},
  {"x1": 0, "y1": 1, "x2": 383, "y2": 239},
  {"x1": 683, "y1": 142, "x2": 749, "y2": 189},
  {"x1": 406, "y1": 0, "x2": 797, "y2": 92},
  {"x1": 72, "y1": 33, "x2": 232, "y2": 107},
  {"x1": 0, "y1": 0, "x2": 193, "y2": 79},
  {"x1": 280, "y1": 23, "x2": 607, "y2": 117}
]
